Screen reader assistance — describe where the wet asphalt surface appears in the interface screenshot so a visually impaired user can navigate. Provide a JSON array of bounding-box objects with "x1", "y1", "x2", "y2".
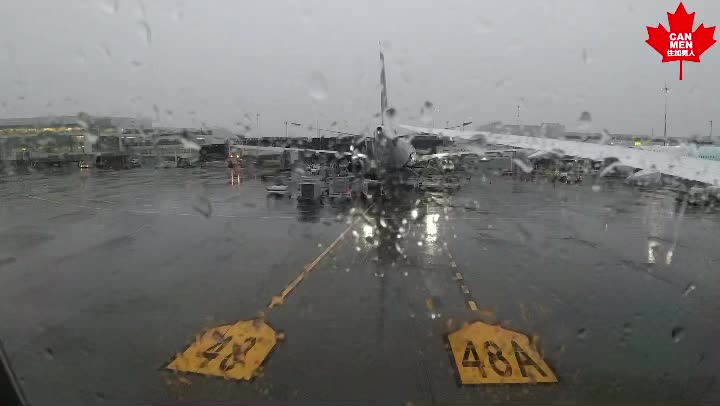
[{"x1": 1, "y1": 166, "x2": 720, "y2": 403}]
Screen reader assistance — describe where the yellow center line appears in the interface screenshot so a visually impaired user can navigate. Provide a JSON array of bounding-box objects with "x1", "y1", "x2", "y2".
[{"x1": 268, "y1": 205, "x2": 371, "y2": 308}]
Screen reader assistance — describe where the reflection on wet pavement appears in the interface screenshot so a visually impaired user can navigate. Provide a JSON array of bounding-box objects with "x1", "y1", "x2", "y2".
[{"x1": 0, "y1": 168, "x2": 719, "y2": 402}]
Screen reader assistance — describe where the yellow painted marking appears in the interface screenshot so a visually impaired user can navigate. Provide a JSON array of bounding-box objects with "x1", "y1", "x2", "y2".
[
  {"x1": 167, "y1": 319, "x2": 276, "y2": 381},
  {"x1": 268, "y1": 208, "x2": 367, "y2": 308},
  {"x1": 448, "y1": 321, "x2": 557, "y2": 384},
  {"x1": 461, "y1": 285, "x2": 470, "y2": 294},
  {"x1": 467, "y1": 301, "x2": 478, "y2": 311},
  {"x1": 455, "y1": 272, "x2": 463, "y2": 280}
]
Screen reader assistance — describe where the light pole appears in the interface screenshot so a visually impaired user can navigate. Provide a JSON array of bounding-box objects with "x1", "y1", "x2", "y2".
[
  {"x1": 431, "y1": 107, "x2": 440, "y2": 129},
  {"x1": 285, "y1": 121, "x2": 301, "y2": 138},
  {"x1": 661, "y1": 83, "x2": 670, "y2": 145}
]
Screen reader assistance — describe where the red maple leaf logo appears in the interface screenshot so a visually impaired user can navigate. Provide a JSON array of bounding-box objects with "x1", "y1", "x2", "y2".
[{"x1": 646, "y1": 2, "x2": 716, "y2": 80}]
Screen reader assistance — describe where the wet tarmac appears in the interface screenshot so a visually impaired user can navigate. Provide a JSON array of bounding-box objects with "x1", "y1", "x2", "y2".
[{"x1": 1, "y1": 167, "x2": 720, "y2": 403}]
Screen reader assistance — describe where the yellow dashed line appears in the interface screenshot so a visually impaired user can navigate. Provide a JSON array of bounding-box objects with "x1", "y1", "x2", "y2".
[{"x1": 468, "y1": 301, "x2": 478, "y2": 311}]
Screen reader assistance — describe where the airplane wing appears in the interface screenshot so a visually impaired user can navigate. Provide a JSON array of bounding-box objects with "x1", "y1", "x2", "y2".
[
  {"x1": 232, "y1": 145, "x2": 354, "y2": 156},
  {"x1": 397, "y1": 124, "x2": 720, "y2": 185}
]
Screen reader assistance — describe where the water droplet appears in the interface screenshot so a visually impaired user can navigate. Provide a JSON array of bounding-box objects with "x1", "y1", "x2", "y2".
[
  {"x1": 95, "y1": 392, "x2": 106, "y2": 401},
  {"x1": 307, "y1": 71, "x2": 328, "y2": 101},
  {"x1": 474, "y1": 17, "x2": 493, "y2": 34},
  {"x1": 138, "y1": 21, "x2": 152, "y2": 45},
  {"x1": 417, "y1": 241, "x2": 423, "y2": 246},
  {"x1": 671, "y1": 326, "x2": 685, "y2": 343},
  {"x1": 578, "y1": 111, "x2": 592, "y2": 130},
  {"x1": 403, "y1": 271, "x2": 409, "y2": 276},
  {"x1": 423, "y1": 101, "x2": 433, "y2": 109},
  {"x1": 581, "y1": 48, "x2": 592, "y2": 64},
  {"x1": 592, "y1": 184, "x2": 601, "y2": 192},
  {"x1": 192, "y1": 196, "x2": 212, "y2": 218},
  {"x1": 43, "y1": 347, "x2": 54, "y2": 360},
  {"x1": 355, "y1": 246, "x2": 361, "y2": 252},
  {"x1": 74, "y1": 51, "x2": 86, "y2": 64},
  {"x1": 136, "y1": 0, "x2": 146, "y2": 18},
  {"x1": 98, "y1": 0, "x2": 119, "y2": 14},
  {"x1": 682, "y1": 283, "x2": 696, "y2": 297},
  {"x1": 178, "y1": 137, "x2": 200, "y2": 151},
  {"x1": 385, "y1": 107, "x2": 396, "y2": 119},
  {"x1": 317, "y1": 243, "x2": 323, "y2": 248},
  {"x1": 577, "y1": 328, "x2": 588, "y2": 340},
  {"x1": 410, "y1": 209, "x2": 418, "y2": 219},
  {"x1": 512, "y1": 158, "x2": 533, "y2": 173},
  {"x1": 599, "y1": 129, "x2": 612, "y2": 144},
  {"x1": 99, "y1": 44, "x2": 112, "y2": 59},
  {"x1": 622, "y1": 323, "x2": 632, "y2": 334},
  {"x1": 300, "y1": 7, "x2": 312, "y2": 24},
  {"x1": 130, "y1": 60, "x2": 143, "y2": 69}
]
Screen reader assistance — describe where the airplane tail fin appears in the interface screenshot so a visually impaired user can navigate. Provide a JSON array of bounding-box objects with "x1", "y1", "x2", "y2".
[{"x1": 379, "y1": 43, "x2": 388, "y2": 125}]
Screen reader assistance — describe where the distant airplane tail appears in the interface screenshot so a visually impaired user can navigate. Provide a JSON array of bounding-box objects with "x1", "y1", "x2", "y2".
[{"x1": 379, "y1": 44, "x2": 388, "y2": 125}]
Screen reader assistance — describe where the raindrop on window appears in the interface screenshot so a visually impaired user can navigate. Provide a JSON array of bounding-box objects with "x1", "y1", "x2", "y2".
[
  {"x1": 192, "y1": 196, "x2": 212, "y2": 218},
  {"x1": 138, "y1": 21, "x2": 152, "y2": 45},
  {"x1": 98, "y1": 0, "x2": 119, "y2": 14},
  {"x1": 43, "y1": 347, "x2": 55, "y2": 360},
  {"x1": 74, "y1": 50, "x2": 86, "y2": 64},
  {"x1": 307, "y1": 71, "x2": 328, "y2": 102},
  {"x1": 578, "y1": 111, "x2": 592, "y2": 130},
  {"x1": 135, "y1": 0, "x2": 146, "y2": 18},
  {"x1": 600, "y1": 129, "x2": 612, "y2": 144},
  {"x1": 299, "y1": 7, "x2": 312, "y2": 24},
  {"x1": 473, "y1": 16, "x2": 493, "y2": 34},
  {"x1": 512, "y1": 158, "x2": 533, "y2": 173},
  {"x1": 592, "y1": 184, "x2": 601, "y2": 192},
  {"x1": 577, "y1": 328, "x2": 588, "y2": 340},
  {"x1": 99, "y1": 44, "x2": 112, "y2": 59},
  {"x1": 682, "y1": 283, "x2": 696, "y2": 297},
  {"x1": 581, "y1": 48, "x2": 592, "y2": 64},
  {"x1": 671, "y1": 326, "x2": 685, "y2": 343}
]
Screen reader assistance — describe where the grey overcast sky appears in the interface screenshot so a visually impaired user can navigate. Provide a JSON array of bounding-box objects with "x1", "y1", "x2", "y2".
[{"x1": 1, "y1": 0, "x2": 719, "y2": 138}]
